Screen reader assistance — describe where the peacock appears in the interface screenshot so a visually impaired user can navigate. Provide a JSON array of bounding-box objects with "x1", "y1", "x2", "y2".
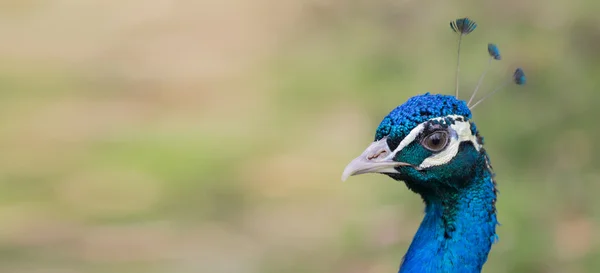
[{"x1": 342, "y1": 18, "x2": 526, "y2": 273}]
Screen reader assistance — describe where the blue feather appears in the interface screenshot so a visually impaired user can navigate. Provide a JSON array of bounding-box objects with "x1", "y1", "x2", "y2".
[
  {"x1": 375, "y1": 93, "x2": 471, "y2": 142},
  {"x1": 450, "y1": 18, "x2": 477, "y2": 35},
  {"x1": 513, "y1": 68, "x2": 526, "y2": 85},
  {"x1": 487, "y1": 43, "x2": 501, "y2": 60}
]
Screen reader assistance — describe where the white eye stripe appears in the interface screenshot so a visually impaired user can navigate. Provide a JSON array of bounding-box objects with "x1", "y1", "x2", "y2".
[
  {"x1": 419, "y1": 116, "x2": 481, "y2": 168},
  {"x1": 383, "y1": 115, "x2": 481, "y2": 168},
  {"x1": 383, "y1": 123, "x2": 426, "y2": 161}
]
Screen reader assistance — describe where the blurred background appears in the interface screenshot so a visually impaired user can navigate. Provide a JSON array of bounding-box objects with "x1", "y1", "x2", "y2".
[{"x1": 0, "y1": 0, "x2": 599, "y2": 272}]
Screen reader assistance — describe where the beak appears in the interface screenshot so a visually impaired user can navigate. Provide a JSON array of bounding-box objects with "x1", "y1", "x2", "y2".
[{"x1": 341, "y1": 137, "x2": 414, "y2": 181}]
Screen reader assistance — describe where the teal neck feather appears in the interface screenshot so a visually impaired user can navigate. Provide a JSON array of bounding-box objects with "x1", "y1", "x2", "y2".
[{"x1": 399, "y1": 150, "x2": 498, "y2": 273}]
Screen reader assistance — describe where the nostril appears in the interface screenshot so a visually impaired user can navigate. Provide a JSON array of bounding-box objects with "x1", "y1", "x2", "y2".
[{"x1": 368, "y1": 149, "x2": 388, "y2": 160}]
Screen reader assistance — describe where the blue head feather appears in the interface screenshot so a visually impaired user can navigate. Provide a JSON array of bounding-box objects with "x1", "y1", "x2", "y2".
[
  {"x1": 450, "y1": 17, "x2": 477, "y2": 98},
  {"x1": 375, "y1": 93, "x2": 471, "y2": 142},
  {"x1": 513, "y1": 67, "x2": 526, "y2": 85},
  {"x1": 450, "y1": 18, "x2": 477, "y2": 35},
  {"x1": 487, "y1": 43, "x2": 501, "y2": 60}
]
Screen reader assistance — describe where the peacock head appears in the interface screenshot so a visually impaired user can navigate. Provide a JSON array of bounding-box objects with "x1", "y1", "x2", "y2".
[
  {"x1": 342, "y1": 18, "x2": 526, "y2": 197},
  {"x1": 342, "y1": 93, "x2": 483, "y2": 195}
]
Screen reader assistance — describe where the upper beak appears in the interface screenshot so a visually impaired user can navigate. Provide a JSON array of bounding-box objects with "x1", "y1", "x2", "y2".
[{"x1": 342, "y1": 137, "x2": 413, "y2": 181}]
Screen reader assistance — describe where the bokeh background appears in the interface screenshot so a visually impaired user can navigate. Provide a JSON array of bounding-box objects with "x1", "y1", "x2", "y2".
[{"x1": 1, "y1": 1, "x2": 599, "y2": 272}]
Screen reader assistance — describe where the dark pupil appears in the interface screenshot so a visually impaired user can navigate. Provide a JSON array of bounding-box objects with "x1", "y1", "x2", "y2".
[{"x1": 430, "y1": 135, "x2": 441, "y2": 146}]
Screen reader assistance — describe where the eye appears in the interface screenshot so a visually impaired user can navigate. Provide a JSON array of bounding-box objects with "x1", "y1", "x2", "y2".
[{"x1": 421, "y1": 131, "x2": 449, "y2": 152}]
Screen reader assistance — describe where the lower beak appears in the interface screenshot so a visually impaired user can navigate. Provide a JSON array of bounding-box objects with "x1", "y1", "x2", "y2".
[{"x1": 341, "y1": 138, "x2": 413, "y2": 181}]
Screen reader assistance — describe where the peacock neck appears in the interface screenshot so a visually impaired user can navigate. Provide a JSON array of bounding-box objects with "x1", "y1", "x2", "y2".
[{"x1": 399, "y1": 162, "x2": 498, "y2": 273}]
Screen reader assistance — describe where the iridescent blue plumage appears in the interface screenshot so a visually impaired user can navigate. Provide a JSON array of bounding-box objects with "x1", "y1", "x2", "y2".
[
  {"x1": 375, "y1": 93, "x2": 471, "y2": 142},
  {"x1": 487, "y1": 43, "x2": 501, "y2": 60},
  {"x1": 398, "y1": 158, "x2": 498, "y2": 273}
]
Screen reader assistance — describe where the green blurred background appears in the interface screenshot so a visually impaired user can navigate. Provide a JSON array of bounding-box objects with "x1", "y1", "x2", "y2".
[{"x1": 1, "y1": 1, "x2": 599, "y2": 272}]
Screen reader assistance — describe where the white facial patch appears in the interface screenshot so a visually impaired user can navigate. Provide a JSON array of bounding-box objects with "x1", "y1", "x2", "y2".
[
  {"x1": 419, "y1": 115, "x2": 481, "y2": 168},
  {"x1": 382, "y1": 115, "x2": 481, "y2": 169}
]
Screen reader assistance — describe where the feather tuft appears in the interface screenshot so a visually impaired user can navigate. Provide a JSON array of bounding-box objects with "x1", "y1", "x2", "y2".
[
  {"x1": 513, "y1": 68, "x2": 526, "y2": 85},
  {"x1": 487, "y1": 43, "x2": 501, "y2": 60},
  {"x1": 450, "y1": 18, "x2": 477, "y2": 35}
]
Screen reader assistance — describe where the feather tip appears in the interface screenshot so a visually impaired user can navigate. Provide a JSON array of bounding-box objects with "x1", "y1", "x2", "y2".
[{"x1": 450, "y1": 18, "x2": 477, "y2": 35}]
